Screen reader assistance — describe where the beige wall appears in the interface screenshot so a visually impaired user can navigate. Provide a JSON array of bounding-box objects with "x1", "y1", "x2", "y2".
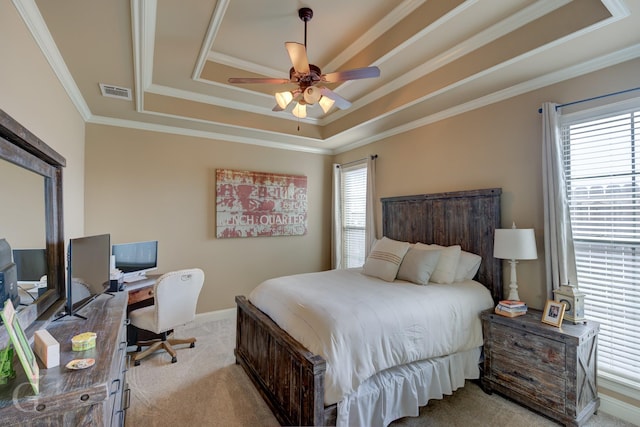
[
  {"x1": 83, "y1": 58, "x2": 640, "y2": 315},
  {"x1": 335, "y1": 57, "x2": 640, "y2": 312},
  {"x1": 84, "y1": 125, "x2": 332, "y2": 313},
  {"x1": 335, "y1": 93, "x2": 546, "y2": 308},
  {"x1": 0, "y1": 1, "x2": 86, "y2": 242},
  {"x1": 335, "y1": 58, "x2": 640, "y2": 411},
  {"x1": 0, "y1": 163, "x2": 46, "y2": 248}
]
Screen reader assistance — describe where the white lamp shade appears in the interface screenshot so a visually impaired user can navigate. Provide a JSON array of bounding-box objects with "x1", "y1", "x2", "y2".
[
  {"x1": 292, "y1": 102, "x2": 307, "y2": 118},
  {"x1": 275, "y1": 91, "x2": 293, "y2": 109},
  {"x1": 318, "y1": 96, "x2": 335, "y2": 113},
  {"x1": 303, "y1": 86, "x2": 322, "y2": 104},
  {"x1": 494, "y1": 228, "x2": 537, "y2": 260}
]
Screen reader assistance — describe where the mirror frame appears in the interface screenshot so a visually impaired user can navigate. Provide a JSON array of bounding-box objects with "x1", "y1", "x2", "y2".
[{"x1": 0, "y1": 108, "x2": 65, "y2": 326}]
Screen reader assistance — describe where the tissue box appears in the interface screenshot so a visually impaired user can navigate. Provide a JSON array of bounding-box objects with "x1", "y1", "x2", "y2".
[
  {"x1": 34, "y1": 329, "x2": 60, "y2": 368},
  {"x1": 71, "y1": 332, "x2": 97, "y2": 351}
]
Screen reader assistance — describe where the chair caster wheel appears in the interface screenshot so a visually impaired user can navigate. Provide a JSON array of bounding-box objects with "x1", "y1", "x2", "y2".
[
  {"x1": 190, "y1": 342, "x2": 195, "y2": 348},
  {"x1": 134, "y1": 360, "x2": 140, "y2": 366},
  {"x1": 171, "y1": 356, "x2": 177, "y2": 363}
]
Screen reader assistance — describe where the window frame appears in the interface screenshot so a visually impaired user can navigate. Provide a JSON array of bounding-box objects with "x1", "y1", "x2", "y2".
[
  {"x1": 340, "y1": 161, "x2": 368, "y2": 268},
  {"x1": 560, "y1": 96, "x2": 640, "y2": 395}
]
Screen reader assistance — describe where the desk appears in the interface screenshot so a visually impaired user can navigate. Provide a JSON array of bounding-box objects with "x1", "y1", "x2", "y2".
[
  {"x1": 126, "y1": 282, "x2": 155, "y2": 306},
  {"x1": 123, "y1": 274, "x2": 162, "y2": 345},
  {"x1": 124, "y1": 274, "x2": 161, "y2": 307}
]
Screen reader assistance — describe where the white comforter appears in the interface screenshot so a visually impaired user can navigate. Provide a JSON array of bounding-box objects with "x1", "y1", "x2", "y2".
[{"x1": 248, "y1": 268, "x2": 494, "y2": 405}]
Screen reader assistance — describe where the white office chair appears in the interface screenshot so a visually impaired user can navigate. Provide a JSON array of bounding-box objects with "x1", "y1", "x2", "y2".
[{"x1": 128, "y1": 268, "x2": 204, "y2": 366}]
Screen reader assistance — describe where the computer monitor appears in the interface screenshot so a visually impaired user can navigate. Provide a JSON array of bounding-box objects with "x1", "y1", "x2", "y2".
[
  {"x1": 63, "y1": 234, "x2": 111, "y2": 320},
  {"x1": 112, "y1": 240, "x2": 158, "y2": 282},
  {"x1": 12, "y1": 249, "x2": 47, "y2": 282}
]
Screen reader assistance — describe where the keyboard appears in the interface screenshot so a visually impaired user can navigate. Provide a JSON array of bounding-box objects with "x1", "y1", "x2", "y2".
[
  {"x1": 123, "y1": 275, "x2": 145, "y2": 283},
  {"x1": 124, "y1": 278, "x2": 156, "y2": 291}
]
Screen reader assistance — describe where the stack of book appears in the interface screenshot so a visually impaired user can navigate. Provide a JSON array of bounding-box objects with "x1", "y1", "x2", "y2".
[{"x1": 494, "y1": 300, "x2": 528, "y2": 317}]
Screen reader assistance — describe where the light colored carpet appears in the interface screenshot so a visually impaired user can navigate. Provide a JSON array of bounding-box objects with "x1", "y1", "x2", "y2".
[{"x1": 125, "y1": 315, "x2": 636, "y2": 427}]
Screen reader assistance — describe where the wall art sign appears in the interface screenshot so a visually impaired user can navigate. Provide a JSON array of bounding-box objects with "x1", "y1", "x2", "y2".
[{"x1": 216, "y1": 169, "x2": 307, "y2": 238}]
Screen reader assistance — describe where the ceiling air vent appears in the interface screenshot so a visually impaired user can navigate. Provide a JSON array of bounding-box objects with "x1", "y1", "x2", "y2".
[{"x1": 99, "y1": 83, "x2": 132, "y2": 100}]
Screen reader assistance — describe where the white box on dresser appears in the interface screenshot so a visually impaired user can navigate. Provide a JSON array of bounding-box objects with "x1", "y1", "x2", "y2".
[{"x1": 34, "y1": 329, "x2": 60, "y2": 369}]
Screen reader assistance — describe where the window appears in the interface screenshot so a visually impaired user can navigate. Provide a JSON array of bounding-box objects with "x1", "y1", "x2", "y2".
[
  {"x1": 341, "y1": 163, "x2": 367, "y2": 268},
  {"x1": 561, "y1": 102, "x2": 640, "y2": 384}
]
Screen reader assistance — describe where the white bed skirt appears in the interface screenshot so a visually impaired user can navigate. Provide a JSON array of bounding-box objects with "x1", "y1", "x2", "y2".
[{"x1": 336, "y1": 347, "x2": 481, "y2": 427}]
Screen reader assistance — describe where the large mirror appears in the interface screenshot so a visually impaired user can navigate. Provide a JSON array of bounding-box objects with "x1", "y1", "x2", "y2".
[
  {"x1": 0, "y1": 161, "x2": 46, "y2": 306},
  {"x1": 0, "y1": 109, "x2": 66, "y2": 330}
]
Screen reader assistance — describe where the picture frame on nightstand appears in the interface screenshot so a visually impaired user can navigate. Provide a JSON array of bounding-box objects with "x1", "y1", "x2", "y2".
[{"x1": 541, "y1": 300, "x2": 566, "y2": 327}]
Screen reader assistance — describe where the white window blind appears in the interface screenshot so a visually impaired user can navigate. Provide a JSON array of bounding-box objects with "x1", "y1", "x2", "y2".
[
  {"x1": 561, "y1": 107, "x2": 640, "y2": 383},
  {"x1": 341, "y1": 164, "x2": 367, "y2": 268}
]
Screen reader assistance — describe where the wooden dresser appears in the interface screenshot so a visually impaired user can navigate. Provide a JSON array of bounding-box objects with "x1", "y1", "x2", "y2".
[
  {"x1": 481, "y1": 309, "x2": 599, "y2": 427},
  {"x1": 0, "y1": 293, "x2": 129, "y2": 426}
]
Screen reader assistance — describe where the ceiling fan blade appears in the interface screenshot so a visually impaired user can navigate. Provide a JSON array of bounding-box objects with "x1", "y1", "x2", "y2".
[
  {"x1": 285, "y1": 42, "x2": 310, "y2": 75},
  {"x1": 228, "y1": 77, "x2": 291, "y2": 84},
  {"x1": 319, "y1": 87, "x2": 352, "y2": 110},
  {"x1": 322, "y1": 66, "x2": 380, "y2": 83}
]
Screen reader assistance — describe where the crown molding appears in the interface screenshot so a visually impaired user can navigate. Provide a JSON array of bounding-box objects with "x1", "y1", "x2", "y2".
[
  {"x1": 87, "y1": 114, "x2": 332, "y2": 155},
  {"x1": 12, "y1": 0, "x2": 92, "y2": 121},
  {"x1": 323, "y1": 0, "x2": 425, "y2": 72},
  {"x1": 192, "y1": 0, "x2": 231, "y2": 80},
  {"x1": 333, "y1": 44, "x2": 640, "y2": 154},
  {"x1": 130, "y1": 0, "x2": 158, "y2": 113}
]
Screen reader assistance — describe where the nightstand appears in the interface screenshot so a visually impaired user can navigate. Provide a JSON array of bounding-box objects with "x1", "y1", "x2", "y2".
[{"x1": 481, "y1": 309, "x2": 600, "y2": 426}]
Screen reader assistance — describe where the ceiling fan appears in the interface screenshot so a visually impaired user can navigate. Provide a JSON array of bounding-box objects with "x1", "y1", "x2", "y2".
[{"x1": 227, "y1": 7, "x2": 380, "y2": 118}]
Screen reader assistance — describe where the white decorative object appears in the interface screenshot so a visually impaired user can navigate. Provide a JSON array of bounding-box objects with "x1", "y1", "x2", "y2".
[
  {"x1": 553, "y1": 282, "x2": 586, "y2": 324},
  {"x1": 34, "y1": 329, "x2": 60, "y2": 369},
  {"x1": 494, "y1": 223, "x2": 538, "y2": 301}
]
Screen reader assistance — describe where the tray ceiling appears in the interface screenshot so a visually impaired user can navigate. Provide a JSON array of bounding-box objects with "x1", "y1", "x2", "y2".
[{"x1": 19, "y1": 0, "x2": 640, "y2": 153}]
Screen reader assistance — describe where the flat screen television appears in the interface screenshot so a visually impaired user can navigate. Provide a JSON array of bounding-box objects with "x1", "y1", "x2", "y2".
[
  {"x1": 13, "y1": 249, "x2": 47, "y2": 283},
  {"x1": 112, "y1": 240, "x2": 158, "y2": 282},
  {"x1": 62, "y1": 234, "x2": 111, "y2": 320}
]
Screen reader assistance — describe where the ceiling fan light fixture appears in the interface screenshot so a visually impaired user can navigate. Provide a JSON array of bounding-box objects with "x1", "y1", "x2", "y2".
[
  {"x1": 303, "y1": 86, "x2": 321, "y2": 104},
  {"x1": 275, "y1": 91, "x2": 294, "y2": 109},
  {"x1": 228, "y1": 7, "x2": 380, "y2": 123},
  {"x1": 319, "y1": 96, "x2": 335, "y2": 113},
  {"x1": 292, "y1": 102, "x2": 307, "y2": 118}
]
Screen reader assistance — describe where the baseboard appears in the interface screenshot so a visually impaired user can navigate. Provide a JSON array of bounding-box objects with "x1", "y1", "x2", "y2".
[
  {"x1": 599, "y1": 393, "x2": 640, "y2": 426},
  {"x1": 598, "y1": 373, "x2": 640, "y2": 425},
  {"x1": 195, "y1": 307, "x2": 236, "y2": 322}
]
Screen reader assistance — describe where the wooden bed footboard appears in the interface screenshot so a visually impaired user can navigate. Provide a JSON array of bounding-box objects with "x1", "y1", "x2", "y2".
[{"x1": 235, "y1": 295, "x2": 336, "y2": 426}]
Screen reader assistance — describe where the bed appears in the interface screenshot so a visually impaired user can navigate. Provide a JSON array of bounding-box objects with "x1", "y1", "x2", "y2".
[{"x1": 235, "y1": 188, "x2": 502, "y2": 426}]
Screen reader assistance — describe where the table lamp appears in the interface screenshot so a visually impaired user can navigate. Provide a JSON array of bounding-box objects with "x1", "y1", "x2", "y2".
[{"x1": 494, "y1": 223, "x2": 538, "y2": 301}]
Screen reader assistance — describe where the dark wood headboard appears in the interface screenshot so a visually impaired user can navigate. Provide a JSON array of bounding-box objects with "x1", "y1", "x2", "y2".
[{"x1": 381, "y1": 188, "x2": 503, "y2": 303}]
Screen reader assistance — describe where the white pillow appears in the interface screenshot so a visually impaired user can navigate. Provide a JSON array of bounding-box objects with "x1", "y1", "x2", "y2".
[
  {"x1": 454, "y1": 250, "x2": 482, "y2": 281},
  {"x1": 362, "y1": 237, "x2": 410, "y2": 282},
  {"x1": 397, "y1": 248, "x2": 441, "y2": 285},
  {"x1": 414, "y1": 243, "x2": 462, "y2": 284}
]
